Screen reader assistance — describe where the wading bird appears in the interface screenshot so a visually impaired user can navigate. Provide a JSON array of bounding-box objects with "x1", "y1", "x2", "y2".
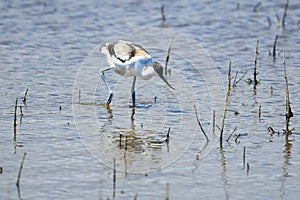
[{"x1": 100, "y1": 40, "x2": 175, "y2": 107}]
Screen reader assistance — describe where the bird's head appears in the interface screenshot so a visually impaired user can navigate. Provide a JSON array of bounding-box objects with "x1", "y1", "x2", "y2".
[{"x1": 151, "y1": 62, "x2": 175, "y2": 90}]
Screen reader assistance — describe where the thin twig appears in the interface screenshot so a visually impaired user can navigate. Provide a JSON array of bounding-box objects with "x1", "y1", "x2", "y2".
[
  {"x1": 253, "y1": 1, "x2": 262, "y2": 12},
  {"x1": 236, "y1": 71, "x2": 247, "y2": 85},
  {"x1": 194, "y1": 105, "x2": 209, "y2": 142},
  {"x1": 235, "y1": 133, "x2": 241, "y2": 144},
  {"x1": 233, "y1": 70, "x2": 238, "y2": 88},
  {"x1": 22, "y1": 89, "x2": 29, "y2": 104},
  {"x1": 268, "y1": 126, "x2": 275, "y2": 135},
  {"x1": 220, "y1": 61, "x2": 231, "y2": 145},
  {"x1": 226, "y1": 126, "x2": 237, "y2": 142},
  {"x1": 233, "y1": 71, "x2": 247, "y2": 88}
]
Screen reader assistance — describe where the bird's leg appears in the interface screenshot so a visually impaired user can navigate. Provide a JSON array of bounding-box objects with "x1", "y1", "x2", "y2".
[
  {"x1": 131, "y1": 76, "x2": 136, "y2": 107},
  {"x1": 100, "y1": 67, "x2": 114, "y2": 105}
]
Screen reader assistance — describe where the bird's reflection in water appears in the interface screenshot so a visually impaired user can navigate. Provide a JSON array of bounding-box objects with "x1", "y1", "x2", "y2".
[{"x1": 100, "y1": 104, "x2": 169, "y2": 172}]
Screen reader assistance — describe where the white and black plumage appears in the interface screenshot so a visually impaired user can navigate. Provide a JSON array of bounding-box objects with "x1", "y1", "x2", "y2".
[{"x1": 100, "y1": 40, "x2": 175, "y2": 106}]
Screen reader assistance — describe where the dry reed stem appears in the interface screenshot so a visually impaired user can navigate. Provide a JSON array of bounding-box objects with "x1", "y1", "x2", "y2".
[
  {"x1": 165, "y1": 38, "x2": 174, "y2": 77},
  {"x1": 220, "y1": 61, "x2": 231, "y2": 145},
  {"x1": 254, "y1": 40, "x2": 259, "y2": 86},
  {"x1": 283, "y1": 50, "x2": 293, "y2": 135},
  {"x1": 14, "y1": 98, "x2": 18, "y2": 126}
]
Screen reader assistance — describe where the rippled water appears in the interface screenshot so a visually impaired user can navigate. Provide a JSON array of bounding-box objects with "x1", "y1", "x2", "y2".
[{"x1": 1, "y1": 0, "x2": 300, "y2": 199}]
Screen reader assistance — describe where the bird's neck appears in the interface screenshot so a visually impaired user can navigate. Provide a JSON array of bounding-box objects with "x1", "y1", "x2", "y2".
[{"x1": 140, "y1": 66, "x2": 156, "y2": 80}]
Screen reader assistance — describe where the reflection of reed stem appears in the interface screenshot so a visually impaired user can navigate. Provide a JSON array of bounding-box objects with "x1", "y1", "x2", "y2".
[
  {"x1": 194, "y1": 105, "x2": 209, "y2": 142},
  {"x1": 78, "y1": 90, "x2": 81, "y2": 104},
  {"x1": 113, "y1": 158, "x2": 116, "y2": 199},
  {"x1": 253, "y1": 1, "x2": 261, "y2": 12},
  {"x1": 273, "y1": 35, "x2": 278, "y2": 58},
  {"x1": 212, "y1": 110, "x2": 215, "y2": 136},
  {"x1": 282, "y1": 0, "x2": 289, "y2": 29},
  {"x1": 14, "y1": 98, "x2": 18, "y2": 139},
  {"x1": 247, "y1": 163, "x2": 250, "y2": 174},
  {"x1": 254, "y1": 40, "x2": 259, "y2": 86},
  {"x1": 16, "y1": 152, "x2": 27, "y2": 187},
  {"x1": 166, "y1": 127, "x2": 171, "y2": 143},
  {"x1": 243, "y1": 147, "x2": 246, "y2": 168},
  {"x1": 161, "y1": 4, "x2": 166, "y2": 23},
  {"x1": 259, "y1": 105, "x2": 262, "y2": 121},
  {"x1": 165, "y1": 183, "x2": 170, "y2": 200},
  {"x1": 19, "y1": 106, "x2": 23, "y2": 125}
]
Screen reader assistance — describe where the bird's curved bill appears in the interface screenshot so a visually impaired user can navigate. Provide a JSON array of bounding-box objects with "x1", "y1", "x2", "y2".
[{"x1": 159, "y1": 74, "x2": 175, "y2": 90}]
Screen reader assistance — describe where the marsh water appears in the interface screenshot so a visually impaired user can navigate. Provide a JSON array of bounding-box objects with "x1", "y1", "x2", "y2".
[{"x1": 1, "y1": 0, "x2": 300, "y2": 199}]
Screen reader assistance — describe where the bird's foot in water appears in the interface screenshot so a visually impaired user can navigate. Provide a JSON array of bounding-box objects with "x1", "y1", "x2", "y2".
[{"x1": 129, "y1": 102, "x2": 152, "y2": 108}]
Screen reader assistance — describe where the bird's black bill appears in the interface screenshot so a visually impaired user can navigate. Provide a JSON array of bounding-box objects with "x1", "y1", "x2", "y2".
[{"x1": 159, "y1": 74, "x2": 175, "y2": 90}]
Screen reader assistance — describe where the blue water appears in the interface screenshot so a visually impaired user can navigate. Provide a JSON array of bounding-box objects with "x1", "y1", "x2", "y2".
[{"x1": 1, "y1": 0, "x2": 300, "y2": 199}]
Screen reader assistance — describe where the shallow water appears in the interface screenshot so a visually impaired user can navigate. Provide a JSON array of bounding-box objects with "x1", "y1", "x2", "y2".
[{"x1": 1, "y1": 0, "x2": 300, "y2": 199}]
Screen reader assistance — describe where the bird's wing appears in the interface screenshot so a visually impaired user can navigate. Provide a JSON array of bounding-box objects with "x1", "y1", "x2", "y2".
[{"x1": 100, "y1": 41, "x2": 151, "y2": 64}]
